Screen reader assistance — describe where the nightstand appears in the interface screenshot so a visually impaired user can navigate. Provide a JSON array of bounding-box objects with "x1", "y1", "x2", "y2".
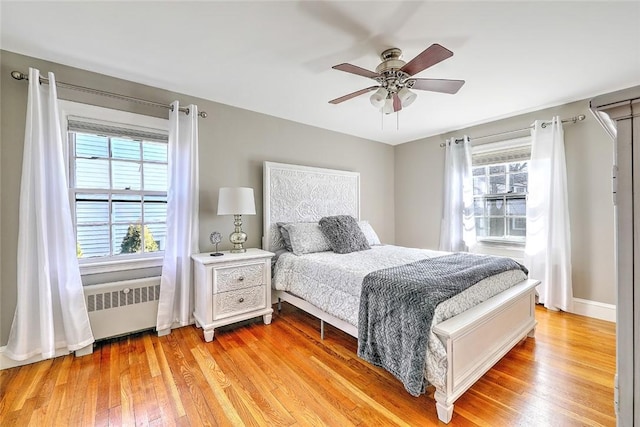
[{"x1": 192, "y1": 248, "x2": 274, "y2": 342}]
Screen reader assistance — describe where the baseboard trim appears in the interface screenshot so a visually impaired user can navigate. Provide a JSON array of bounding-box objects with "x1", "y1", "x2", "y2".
[
  {"x1": 572, "y1": 298, "x2": 616, "y2": 322},
  {"x1": 0, "y1": 346, "x2": 71, "y2": 370}
]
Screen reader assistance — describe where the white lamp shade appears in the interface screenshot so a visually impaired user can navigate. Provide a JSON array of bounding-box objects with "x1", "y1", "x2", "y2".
[
  {"x1": 369, "y1": 87, "x2": 388, "y2": 109},
  {"x1": 382, "y1": 97, "x2": 394, "y2": 115},
  {"x1": 217, "y1": 187, "x2": 256, "y2": 215},
  {"x1": 398, "y1": 87, "x2": 417, "y2": 107}
]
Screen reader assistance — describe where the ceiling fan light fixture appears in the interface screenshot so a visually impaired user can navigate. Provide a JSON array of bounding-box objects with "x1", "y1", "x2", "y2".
[
  {"x1": 329, "y1": 43, "x2": 464, "y2": 121},
  {"x1": 398, "y1": 87, "x2": 417, "y2": 107},
  {"x1": 382, "y1": 97, "x2": 395, "y2": 115},
  {"x1": 369, "y1": 87, "x2": 388, "y2": 108}
]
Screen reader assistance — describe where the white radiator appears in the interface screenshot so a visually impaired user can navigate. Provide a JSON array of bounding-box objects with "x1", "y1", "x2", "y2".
[{"x1": 84, "y1": 277, "x2": 161, "y2": 340}]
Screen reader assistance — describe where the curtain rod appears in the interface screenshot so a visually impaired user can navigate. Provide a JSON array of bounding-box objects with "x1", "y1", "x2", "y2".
[
  {"x1": 439, "y1": 114, "x2": 586, "y2": 147},
  {"x1": 10, "y1": 70, "x2": 208, "y2": 118}
]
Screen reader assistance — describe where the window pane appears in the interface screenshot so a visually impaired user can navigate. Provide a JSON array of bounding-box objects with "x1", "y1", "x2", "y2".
[
  {"x1": 143, "y1": 141, "x2": 167, "y2": 162},
  {"x1": 111, "y1": 138, "x2": 140, "y2": 160},
  {"x1": 75, "y1": 133, "x2": 108, "y2": 158},
  {"x1": 76, "y1": 199, "x2": 109, "y2": 225},
  {"x1": 76, "y1": 158, "x2": 110, "y2": 189},
  {"x1": 508, "y1": 217, "x2": 527, "y2": 237},
  {"x1": 77, "y1": 225, "x2": 110, "y2": 258},
  {"x1": 506, "y1": 197, "x2": 526, "y2": 216},
  {"x1": 144, "y1": 163, "x2": 167, "y2": 191},
  {"x1": 112, "y1": 161, "x2": 141, "y2": 190},
  {"x1": 475, "y1": 218, "x2": 487, "y2": 238},
  {"x1": 487, "y1": 198, "x2": 505, "y2": 215},
  {"x1": 472, "y1": 167, "x2": 485, "y2": 177},
  {"x1": 112, "y1": 197, "x2": 142, "y2": 223},
  {"x1": 114, "y1": 223, "x2": 160, "y2": 254},
  {"x1": 114, "y1": 224, "x2": 139, "y2": 255},
  {"x1": 488, "y1": 174, "x2": 506, "y2": 194},
  {"x1": 113, "y1": 224, "x2": 131, "y2": 255},
  {"x1": 510, "y1": 173, "x2": 528, "y2": 193},
  {"x1": 509, "y1": 161, "x2": 528, "y2": 173},
  {"x1": 144, "y1": 200, "x2": 167, "y2": 222},
  {"x1": 489, "y1": 165, "x2": 505, "y2": 175},
  {"x1": 146, "y1": 223, "x2": 166, "y2": 251},
  {"x1": 473, "y1": 176, "x2": 487, "y2": 195},
  {"x1": 488, "y1": 218, "x2": 505, "y2": 238},
  {"x1": 473, "y1": 199, "x2": 485, "y2": 216}
]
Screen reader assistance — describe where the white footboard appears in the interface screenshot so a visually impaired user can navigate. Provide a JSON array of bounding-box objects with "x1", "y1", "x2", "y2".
[{"x1": 432, "y1": 279, "x2": 539, "y2": 423}]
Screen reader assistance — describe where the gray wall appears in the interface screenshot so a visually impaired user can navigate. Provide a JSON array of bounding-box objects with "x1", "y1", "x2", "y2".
[
  {"x1": 0, "y1": 50, "x2": 395, "y2": 345},
  {"x1": 395, "y1": 100, "x2": 616, "y2": 305},
  {"x1": 0, "y1": 48, "x2": 618, "y2": 348}
]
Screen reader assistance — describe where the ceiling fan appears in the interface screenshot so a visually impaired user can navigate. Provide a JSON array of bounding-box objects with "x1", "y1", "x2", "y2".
[{"x1": 329, "y1": 43, "x2": 465, "y2": 114}]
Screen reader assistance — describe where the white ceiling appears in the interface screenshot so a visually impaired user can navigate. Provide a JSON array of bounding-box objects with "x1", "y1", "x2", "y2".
[{"x1": 2, "y1": 1, "x2": 639, "y2": 145}]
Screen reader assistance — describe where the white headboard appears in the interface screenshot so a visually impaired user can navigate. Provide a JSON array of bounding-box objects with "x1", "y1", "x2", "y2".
[{"x1": 262, "y1": 161, "x2": 360, "y2": 251}]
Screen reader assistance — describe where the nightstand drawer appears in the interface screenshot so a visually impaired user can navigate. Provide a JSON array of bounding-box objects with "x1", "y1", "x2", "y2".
[
  {"x1": 213, "y1": 285, "x2": 266, "y2": 320},
  {"x1": 213, "y1": 262, "x2": 264, "y2": 293}
]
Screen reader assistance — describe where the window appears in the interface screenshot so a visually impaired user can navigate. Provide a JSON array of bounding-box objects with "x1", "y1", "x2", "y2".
[
  {"x1": 472, "y1": 137, "x2": 530, "y2": 244},
  {"x1": 61, "y1": 102, "x2": 169, "y2": 265}
]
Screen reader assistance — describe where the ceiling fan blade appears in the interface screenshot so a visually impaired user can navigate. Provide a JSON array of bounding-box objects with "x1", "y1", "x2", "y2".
[
  {"x1": 399, "y1": 44, "x2": 454, "y2": 76},
  {"x1": 332, "y1": 63, "x2": 380, "y2": 80},
  {"x1": 329, "y1": 86, "x2": 379, "y2": 104},
  {"x1": 393, "y1": 93, "x2": 402, "y2": 112},
  {"x1": 409, "y1": 78, "x2": 465, "y2": 94},
  {"x1": 298, "y1": 1, "x2": 371, "y2": 41}
]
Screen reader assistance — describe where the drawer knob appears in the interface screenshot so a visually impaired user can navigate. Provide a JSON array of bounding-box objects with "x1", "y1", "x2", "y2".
[
  {"x1": 237, "y1": 276, "x2": 245, "y2": 281},
  {"x1": 238, "y1": 297, "x2": 245, "y2": 303}
]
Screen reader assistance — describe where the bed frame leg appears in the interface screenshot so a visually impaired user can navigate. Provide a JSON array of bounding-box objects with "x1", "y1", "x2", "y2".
[
  {"x1": 435, "y1": 391, "x2": 454, "y2": 424},
  {"x1": 277, "y1": 298, "x2": 282, "y2": 312},
  {"x1": 527, "y1": 326, "x2": 536, "y2": 338},
  {"x1": 320, "y1": 320, "x2": 325, "y2": 340}
]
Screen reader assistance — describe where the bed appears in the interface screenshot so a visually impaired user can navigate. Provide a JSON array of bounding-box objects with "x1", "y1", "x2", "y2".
[{"x1": 262, "y1": 161, "x2": 538, "y2": 424}]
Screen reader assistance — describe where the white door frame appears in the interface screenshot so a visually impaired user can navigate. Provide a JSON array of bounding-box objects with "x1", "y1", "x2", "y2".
[{"x1": 590, "y1": 87, "x2": 640, "y2": 427}]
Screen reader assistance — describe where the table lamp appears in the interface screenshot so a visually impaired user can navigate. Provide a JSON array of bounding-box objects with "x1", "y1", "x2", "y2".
[{"x1": 217, "y1": 187, "x2": 256, "y2": 253}]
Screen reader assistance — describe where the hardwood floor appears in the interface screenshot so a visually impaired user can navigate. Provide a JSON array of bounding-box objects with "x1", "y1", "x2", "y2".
[{"x1": 0, "y1": 304, "x2": 615, "y2": 426}]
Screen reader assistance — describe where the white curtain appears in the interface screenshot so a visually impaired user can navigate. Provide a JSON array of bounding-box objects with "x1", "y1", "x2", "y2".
[
  {"x1": 525, "y1": 117, "x2": 573, "y2": 311},
  {"x1": 439, "y1": 136, "x2": 476, "y2": 252},
  {"x1": 5, "y1": 68, "x2": 94, "y2": 360},
  {"x1": 156, "y1": 101, "x2": 200, "y2": 333}
]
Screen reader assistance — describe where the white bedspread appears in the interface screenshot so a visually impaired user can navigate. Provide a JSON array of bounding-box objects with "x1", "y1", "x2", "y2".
[{"x1": 273, "y1": 245, "x2": 528, "y2": 389}]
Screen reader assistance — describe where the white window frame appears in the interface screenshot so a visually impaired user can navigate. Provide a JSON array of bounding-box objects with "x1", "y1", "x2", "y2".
[
  {"x1": 472, "y1": 136, "x2": 531, "y2": 246},
  {"x1": 58, "y1": 101, "x2": 169, "y2": 275}
]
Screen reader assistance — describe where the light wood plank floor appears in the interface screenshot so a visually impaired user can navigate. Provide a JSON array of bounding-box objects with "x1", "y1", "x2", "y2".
[{"x1": 0, "y1": 304, "x2": 615, "y2": 426}]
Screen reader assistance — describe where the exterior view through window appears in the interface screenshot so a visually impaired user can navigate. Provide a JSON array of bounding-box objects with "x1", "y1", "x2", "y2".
[
  {"x1": 472, "y1": 160, "x2": 528, "y2": 244},
  {"x1": 70, "y1": 131, "x2": 168, "y2": 259}
]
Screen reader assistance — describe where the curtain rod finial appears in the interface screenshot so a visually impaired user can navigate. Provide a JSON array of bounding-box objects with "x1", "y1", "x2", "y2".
[
  {"x1": 199, "y1": 111, "x2": 208, "y2": 118},
  {"x1": 11, "y1": 71, "x2": 27, "y2": 80}
]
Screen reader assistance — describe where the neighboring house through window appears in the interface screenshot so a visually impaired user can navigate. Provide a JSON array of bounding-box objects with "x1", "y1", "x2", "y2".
[
  {"x1": 59, "y1": 101, "x2": 169, "y2": 271},
  {"x1": 472, "y1": 136, "x2": 531, "y2": 245}
]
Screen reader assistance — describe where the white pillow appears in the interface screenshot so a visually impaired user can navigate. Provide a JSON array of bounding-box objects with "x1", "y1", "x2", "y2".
[
  {"x1": 281, "y1": 222, "x2": 331, "y2": 255},
  {"x1": 358, "y1": 220, "x2": 381, "y2": 246}
]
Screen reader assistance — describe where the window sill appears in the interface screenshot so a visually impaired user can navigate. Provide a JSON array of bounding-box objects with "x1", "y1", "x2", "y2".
[
  {"x1": 473, "y1": 240, "x2": 525, "y2": 261},
  {"x1": 476, "y1": 240, "x2": 525, "y2": 249},
  {"x1": 79, "y1": 255, "x2": 164, "y2": 275}
]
